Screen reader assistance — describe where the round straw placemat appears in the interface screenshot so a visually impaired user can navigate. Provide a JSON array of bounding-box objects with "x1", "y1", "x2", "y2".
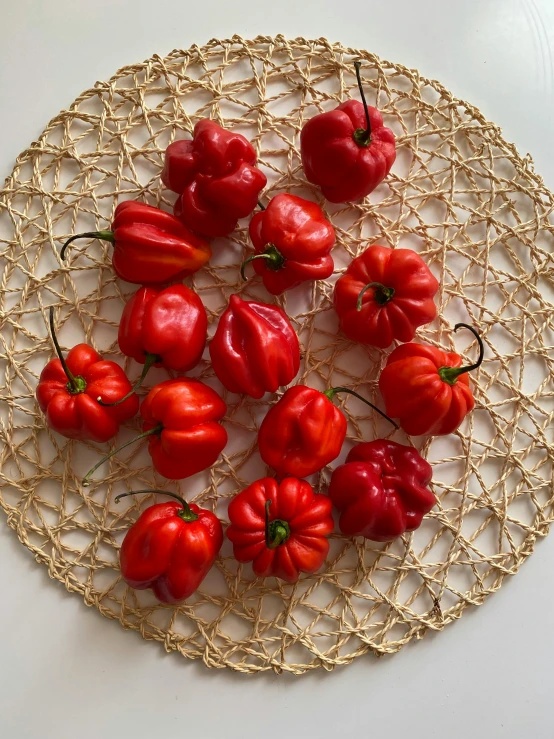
[{"x1": 1, "y1": 35, "x2": 553, "y2": 675}]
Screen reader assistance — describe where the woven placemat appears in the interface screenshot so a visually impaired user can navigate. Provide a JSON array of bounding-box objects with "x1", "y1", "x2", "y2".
[{"x1": 1, "y1": 35, "x2": 553, "y2": 674}]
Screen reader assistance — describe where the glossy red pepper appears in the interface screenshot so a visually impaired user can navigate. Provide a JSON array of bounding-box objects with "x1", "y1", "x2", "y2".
[
  {"x1": 379, "y1": 324, "x2": 484, "y2": 436},
  {"x1": 83, "y1": 378, "x2": 227, "y2": 485},
  {"x1": 328, "y1": 440, "x2": 435, "y2": 541},
  {"x1": 241, "y1": 194, "x2": 335, "y2": 295},
  {"x1": 60, "y1": 201, "x2": 211, "y2": 284},
  {"x1": 162, "y1": 119, "x2": 267, "y2": 238},
  {"x1": 258, "y1": 385, "x2": 396, "y2": 479},
  {"x1": 227, "y1": 477, "x2": 334, "y2": 582},
  {"x1": 116, "y1": 490, "x2": 223, "y2": 603},
  {"x1": 103, "y1": 284, "x2": 208, "y2": 405},
  {"x1": 334, "y1": 245, "x2": 439, "y2": 348},
  {"x1": 36, "y1": 308, "x2": 138, "y2": 442},
  {"x1": 301, "y1": 62, "x2": 396, "y2": 203},
  {"x1": 209, "y1": 294, "x2": 300, "y2": 398}
]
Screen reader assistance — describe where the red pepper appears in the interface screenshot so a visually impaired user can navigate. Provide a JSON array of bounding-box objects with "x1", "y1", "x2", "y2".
[
  {"x1": 379, "y1": 324, "x2": 484, "y2": 436},
  {"x1": 60, "y1": 201, "x2": 211, "y2": 284},
  {"x1": 241, "y1": 194, "x2": 336, "y2": 295},
  {"x1": 328, "y1": 440, "x2": 435, "y2": 541},
  {"x1": 162, "y1": 120, "x2": 267, "y2": 238},
  {"x1": 300, "y1": 62, "x2": 396, "y2": 203},
  {"x1": 209, "y1": 294, "x2": 300, "y2": 398},
  {"x1": 36, "y1": 308, "x2": 138, "y2": 442},
  {"x1": 258, "y1": 385, "x2": 397, "y2": 479},
  {"x1": 334, "y1": 245, "x2": 439, "y2": 348},
  {"x1": 227, "y1": 477, "x2": 334, "y2": 582},
  {"x1": 103, "y1": 284, "x2": 207, "y2": 405},
  {"x1": 83, "y1": 378, "x2": 227, "y2": 485},
  {"x1": 116, "y1": 490, "x2": 223, "y2": 603}
]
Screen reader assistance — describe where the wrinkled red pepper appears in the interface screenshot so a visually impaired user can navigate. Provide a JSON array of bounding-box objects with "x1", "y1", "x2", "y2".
[
  {"x1": 227, "y1": 476, "x2": 334, "y2": 582},
  {"x1": 106, "y1": 284, "x2": 208, "y2": 404},
  {"x1": 116, "y1": 490, "x2": 223, "y2": 603},
  {"x1": 36, "y1": 308, "x2": 138, "y2": 442},
  {"x1": 209, "y1": 294, "x2": 300, "y2": 398},
  {"x1": 60, "y1": 201, "x2": 211, "y2": 284},
  {"x1": 162, "y1": 119, "x2": 267, "y2": 238},
  {"x1": 328, "y1": 440, "x2": 435, "y2": 541},
  {"x1": 334, "y1": 245, "x2": 439, "y2": 348},
  {"x1": 301, "y1": 62, "x2": 396, "y2": 203},
  {"x1": 83, "y1": 378, "x2": 227, "y2": 485},
  {"x1": 242, "y1": 194, "x2": 335, "y2": 295},
  {"x1": 379, "y1": 324, "x2": 484, "y2": 436},
  {"x1": 258, "y1": 385, "x2": 396, "y2": 479}
]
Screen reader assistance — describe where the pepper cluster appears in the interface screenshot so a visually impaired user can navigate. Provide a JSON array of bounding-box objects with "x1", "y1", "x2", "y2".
[{"x1": 37, "y1": 63, "x2": 484, "y2": 603}]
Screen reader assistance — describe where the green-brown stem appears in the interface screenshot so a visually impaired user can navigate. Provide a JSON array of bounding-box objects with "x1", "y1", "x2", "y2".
[
  {"x1": 60, "y1": 230, "x2": 114, "y2": 260},
  {"x1": 240, "y1": 245, "x2": 285, "y2": 280},
  {"x1": 438, "y1": 323, "x2": 484, "y2": 385},
  {"x1": 48, "y1": 306, "x2": 85, "y2": 394},
  {"x1": 265, "y1": 500, "x2": 290, "y2": 549},
  {"x1": 97, "y1": 353, "x2": 160, "y2": 406},
  {"x1": 324, "y1": 386, "x2": 398, "y2": 429},
  {"x1": 352, "y1": 61, "x2": 371, "y2": 147},
  {"x1": 356, "y1": 282, "x2": 395, "y2": 310},
  {"x1": 82, "y1": 423, "x2": 163, "y2": 487},
  {"x1": 114, "y1": 489, "x2": 198, "y2": 522}
]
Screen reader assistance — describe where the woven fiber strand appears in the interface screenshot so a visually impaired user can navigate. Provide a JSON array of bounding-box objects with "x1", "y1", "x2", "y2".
[{"x1": 1, "y1": 36, "x2": 554, "y2": 675}]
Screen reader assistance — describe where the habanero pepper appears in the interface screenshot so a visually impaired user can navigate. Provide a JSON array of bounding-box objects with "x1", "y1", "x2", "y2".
[
  {"x1": 100, "y1": 284, "x2": 208, "y2": 407},
  {"x1": 162, "y1": 119, "x2": 267, "y2": 238},
  {"x1": 83, "y1": 378, "x2": 227, "y2": 485},
  {"x1": 36, "y1": 307, "x2": 138, "y2": 442},
  {"x1": 334, "y1": 244, "x2": 439, "y2": 348},
  {"x1": 241, "y1": 194, "x2": 335, "y2": 296},
  {"x1": 60, "y1": 201, "x2": 211, "y2": 284},
  {"x1": 209, "y1": 294, "x2": 300, "y2": 398},
  {"x1": 379, "y1": 323, "x2": 484, "y2": 436},
  {"x1": 328, "y1": 440, "x2": 435, "y2": 541},
  {"x1": 116, "y1": 490, "x2": 223, "y2": 604},
  {"x1": 258, "y1": 384, "x2": 397, "y2": 479},
  {"x1": 227, "y1": 476, "x2": 334, "y2": 583},
  {"x1": 301, "y1": 62, "x2": 396, "y2": 203}
]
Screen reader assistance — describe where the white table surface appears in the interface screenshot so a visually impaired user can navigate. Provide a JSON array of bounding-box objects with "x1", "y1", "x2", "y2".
[{"x1": 1, "y1": 2, "x2": 553, "y2": 737}]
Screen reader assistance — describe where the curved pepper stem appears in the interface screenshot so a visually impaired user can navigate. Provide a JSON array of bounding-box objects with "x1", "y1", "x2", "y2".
[
  {"x1": 324, "y1": 386, "x2": 398, "y2": 429},
  {"x1": 114, "y1": 489, "x2": 199, "y2": 522},
  {"x1": 97, "y1": 353, "x2": 159, "y2": 407},
  {"x1": 240, "y1": 245, "x2": 285, "y2": 280},
  {"x1": 48, "y1": 306, "x2": 85, "y2": 394},
  {"x1": 356, "y1": 282, "x2": 395, "y2": 310},
  {"x1": 60, "y1": 230, "x2": 115, "y2": 260},
  {"x1": 265, "y1": 500, "x2": 291, "y2": 549},
  {"x1": 352, "y1": 61, "x2": 372, "y2": 147},
  {"x1": 82, "y1": 423, "x2": 163, "y2": 487},
  {"x1": 257, "y1": 200, "x2": 266, "y2": 211},
  {"x1": 438, "y1": 323, "x2": 484, "y2": 386}
]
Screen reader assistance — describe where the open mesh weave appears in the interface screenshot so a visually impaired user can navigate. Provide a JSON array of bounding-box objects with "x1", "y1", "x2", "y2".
[{"x1": 1, "y1": 36, "x2": 554, "y2": 674}]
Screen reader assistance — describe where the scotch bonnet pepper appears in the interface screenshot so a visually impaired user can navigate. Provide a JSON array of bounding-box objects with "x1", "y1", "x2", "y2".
[
  {"x1": 334, "y1": 245, "x2": 439, "y2": 348},
  {"x1": 227, "y1": 476, "x2": 334, "y2": 582},
  {"x1": 36, "y1": 308, "x2": 138, "y2": 442},
  {"x1": 60, "y1": 201, "x2": 211, "y2": 284},
  {"x1": 242, "y1": 194, "x2": 335, "y2": 295},
  {"x1": 162, "y1": 119, "x2": 267, "y2": 238},
  {"x1": 379, "y1": 324, "x2": 484, "y2": 436},
  {"x1": 258, "y1": 385, "x2": 397, "y2": 479},
  {"x1": 209, "y1": 294, "x2": 300, "y2": 398},
  {"x1": 116, "y1": 490, "x2": 223, "y2": 603},
  {"x1": 103, "y1": 284, "x2": 208, "y2": 405},
  {"x1": 83, "y1": 378, "x2": 227, "y2": 485},
  {"x1": 329, "y1": 440, "x2": 435, "y2": 541},
  {"x1": 301, "y1": 62, "x2": 396, "y2": 203}
]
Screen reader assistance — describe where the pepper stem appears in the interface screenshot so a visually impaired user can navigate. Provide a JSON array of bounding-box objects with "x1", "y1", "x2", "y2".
[
  {"x1": 97, "y1": 353, "x2": 159, "y2": 406},
  {"x1": 60, "y1": 230, "x2": 115, "y2": 260},
  {"x1": 324, "y1": 386, "x2": 398, "y2": 429},
  {"x1": 240, "y1": 245, "x2": 285, "y2": 280},
  {"x1": 352, "y1": 61, "x2": 371, "y2": 147},
  {"x1": 357, "y1": 282, "x2": 395, "y2": 310},
  {"x1": 265, "y1": 500, "x2": 291, "y2": 549},
  {"x1": 438, "y1": 323, "x2": 484, "y2": 386},
  {"x1": 82, "y1": 423, "x2": 163, "y2": 488},
  {"x1": 257, "y1": 199, "x2": 266, "y2": 211},
  {"x1": 114, "y1": 489, "x2": 198, "y2": 522},
  {"x1": 48, "y1": 306, "x2": 81, "y2": 393}
]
